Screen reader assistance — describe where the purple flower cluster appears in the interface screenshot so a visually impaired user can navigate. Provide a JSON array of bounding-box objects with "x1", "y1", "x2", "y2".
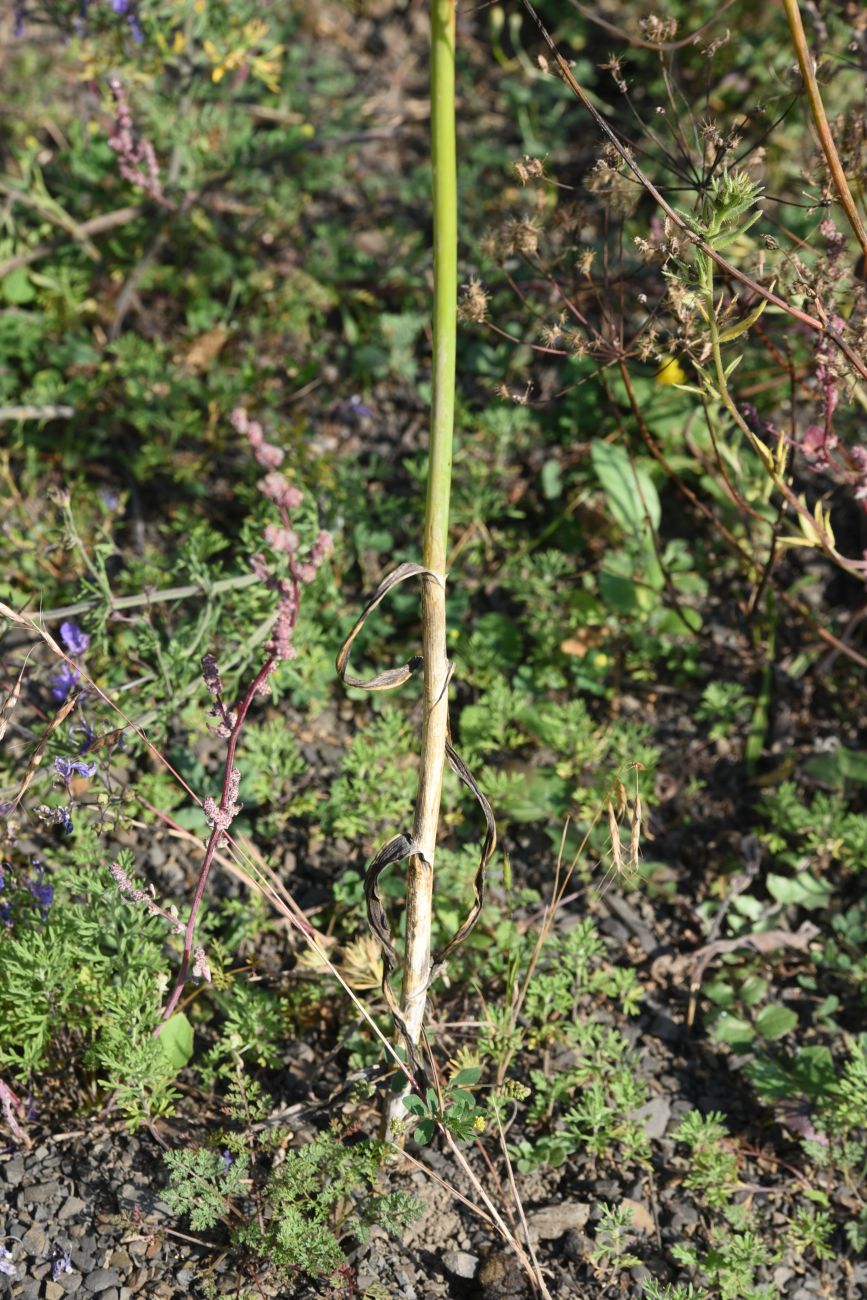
[
  {"x1": 36, "y1": 805, "x2": 74, "y2": 836},
  {"x1": 54, "y1": 757, "x2": 98, "y2": 782},
  {"x1": 51, "y1": 622, "x2": 90, "y2": 703},
  {"x1": 51, "y1": 1252, "x2": 73, "y2": 1283},
  {"x1": 107, "y1": 79, "x2": 172, "y2": 207},
  {"x1": 0, "y1": 856, "x2": 55, "y2": 928}
]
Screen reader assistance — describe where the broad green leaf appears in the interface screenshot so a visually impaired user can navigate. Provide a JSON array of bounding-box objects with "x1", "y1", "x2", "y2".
[
  {"x1": 591, "y1": 440, "x2": 660, "y2": 535},
  {"x1": 158, "y1": 1012, "x2": 194, "y2": 1071},
  {"x1": 766, "y1": 872, "x2": 831, "y2": 910},
  {"x1": 712, "y1": 1013, "x2": 754, "y2": 1046},
  {"x1": 413, "y1": 1118, "x2": 436, "y2": 1144},
  {"x1": 1, "y1": 265, "x2": 35, "y2": 304},
  {"x1": 451, "y1": 1067, "x2": 481, "y2": 1086},
  {"x1": 756, "y1": 1004, "x2": 798, "y2": 1041}
]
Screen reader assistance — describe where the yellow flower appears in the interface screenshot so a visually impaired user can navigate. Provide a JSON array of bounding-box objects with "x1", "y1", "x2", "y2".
[{"x1": 655, "y1": 355, "x2": 686, "y2": 386}]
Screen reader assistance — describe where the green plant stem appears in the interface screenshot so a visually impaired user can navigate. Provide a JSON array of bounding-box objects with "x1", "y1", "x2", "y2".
[
  {"x1": 28, "y1": 571, "x2": 261, "y2": 622},
  {"x1": 387, "y1": 0, "x2": 457, "y2": 1131}
]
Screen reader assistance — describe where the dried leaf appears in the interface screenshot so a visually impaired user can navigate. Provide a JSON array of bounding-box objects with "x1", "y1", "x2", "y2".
[
  {"x1": 336, "y1": 561, "x2": 441, "y2": 692},
  {"x1": 0, "y1": 657, "x2": 29, "y2": 743},
  {"x1": 687, "y1": 922, "x2": 819, "y2": 1026}
]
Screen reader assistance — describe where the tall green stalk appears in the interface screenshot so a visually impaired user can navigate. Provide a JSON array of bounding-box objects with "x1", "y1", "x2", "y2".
[{"x1": 386, "y1": 0, "x2": 457, "y2": 1129}]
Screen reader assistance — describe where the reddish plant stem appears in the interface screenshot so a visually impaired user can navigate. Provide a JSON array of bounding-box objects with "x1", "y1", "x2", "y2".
[{"x1": 158, "y1": 652, "x2": 278, "y2": 1027}]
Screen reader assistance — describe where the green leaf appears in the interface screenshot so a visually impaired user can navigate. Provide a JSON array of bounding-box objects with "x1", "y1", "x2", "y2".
[
  {"x1": 766, "y1": 872, "x2": 831, "y2": 910},
  {"x1": 591, "y1": 440, "x2": 660, "y2": 535},
  {"x1": 804, "y1": 746, "x2": 867, "y2": 789},
  {"x1": 755, "y1": 1004, "x2": 798, "y2": 1041},
  {"x1": 712, "y1": 1013, "x2": 754, "y2": 1046},
  {"x1": 158, "y1": 1012, "x2": 194, "y2": 1071},
  {"x1": 451, "y1": 1067, "x2": 481, "y2": 1086},
  {"x1": 413, "y1": 1118, "x2": 436, "y2": 1145},
  {"x1": 541, "y1": 458, "x2": 562, "y2": 499},
  {"x1": 1, "y1": 265, "x2": 35, "y2": 305}
]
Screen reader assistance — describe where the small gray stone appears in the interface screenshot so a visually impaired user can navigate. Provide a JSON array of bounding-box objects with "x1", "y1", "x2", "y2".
[
  {"x1": 15, "y1": 1278, "x2": 40, "y2": 1300},
  {"x1": 442, "y1": 1250, "x2": 479, "y2": 1279},
  {"x1": 634, "y1": 1095, "x2": 671, "y2": 1139},
  {"x1": 84, "y1": 1267, "x2": 121, "y2": 1293},
  {"x1": 20, "y1": 1182, "x2": 60, "y2": 1207},
  {"x1": 108, "y1": 1251, "x2": 132, "y2": 1273},
  {"x1": 57, "y1": 1196, "x2": 88, "y2": 1222},
  {"x1": 3, "y1": 1155, "x2": 26, "y2": 1185},
  {"x1": 45, "y1": 1283, "x2": 66, "y2": 1300},
  {"x1": 174, "y1": 1270, "x2": 195, "y2": 1287},
  {"x1": 527, "y1": 1202, "x2": 591, "y2": 1242}
]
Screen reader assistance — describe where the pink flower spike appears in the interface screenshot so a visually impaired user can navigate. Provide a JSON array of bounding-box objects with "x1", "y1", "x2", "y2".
[
  {"x1": 259, "y1": 473, "x2": 304, "y2": 510},
  {"x1": 265, "y1": 524, "x2": 300, "y2": 554},
  {"x1": 254, "y1": 442, "x2": 285, "y2": 469}
]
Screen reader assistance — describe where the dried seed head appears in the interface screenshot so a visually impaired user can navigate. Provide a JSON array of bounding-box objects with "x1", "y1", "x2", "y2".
[
  {"x1": 639, "y1": 14, "x2": 678, "y2": 42},
  {"x1": 514, "y1": 155, "x2": 545, "y2": 186},
  {"x1": 458, "y1": 277, "x2": 490, "y2": 324},
  {"x1": 600, "y1": 53, "x2": 627, "y2": 93},
  {"x1": 511, "y1": 218, "x2": 541, "y2": 257}
]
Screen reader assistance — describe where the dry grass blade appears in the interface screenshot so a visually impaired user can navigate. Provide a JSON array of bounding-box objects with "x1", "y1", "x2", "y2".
[
  {"x1": 0, "y1": 656, "x2": 30, "y2": 743},
  {"x1": 11, "y1": 689, "x2": 81, "y2": 809}
]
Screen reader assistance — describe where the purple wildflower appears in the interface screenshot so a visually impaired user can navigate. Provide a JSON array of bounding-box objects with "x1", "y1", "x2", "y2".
[
  {"x1": 221, "y1": 1150, "x2": 234, "y2": 1171},
  {"x1": 54, "y1": 756, "x2": 98, "y2": 781},
  {"x1": 50, "y1": 663, "x2": 81, "y2": 703},
  {"x1": 36, "y1": 805, "x2": 74, "y2": 834},
  {"x1": 28, "y1": 876, "x2": 54, "y2": 913},
  {"x1": 60, "y1": 622, "x2": 90, "y2": 656},
  {"x1": 51, "y1": 1251, "x2": 73, "y2": 1282},
  {"x1": 0, "y1": 1247, "x2": 16, "y2": 1278}
]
